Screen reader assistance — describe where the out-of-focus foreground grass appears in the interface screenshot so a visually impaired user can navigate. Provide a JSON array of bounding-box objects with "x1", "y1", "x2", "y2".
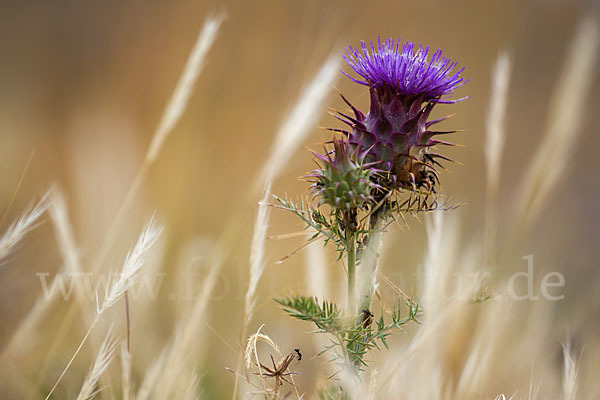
[{"x1": 0, "y1": 0, "x2": 599, "y2": 399}]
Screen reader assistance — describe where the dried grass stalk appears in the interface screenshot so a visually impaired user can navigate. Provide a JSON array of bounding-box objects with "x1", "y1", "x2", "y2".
[
  {"x1": 76, "y1": 328, "x2": 118, "y2": 400},
  {"x1": 0, "y1": 188, "x2": 51, "y2": 261},
  {"x1": 258, "y1": 55, "x2": 340, "y2": 185},
  {"x1": 121, "y1": 340, "x2": 132, "y2": 400},
  {"x1": 562, "y1": 343, "x2": 578, "y2": 400},
  {"x1": 45, "y1": 217, "x2": 162, "y2": 399},
  {"x1": 516, "y1": 17, "x2": 599, "y2": 230},
  {"x1": 233, "y1": 54, "x2": 340, "y2": 399},
  {"x1": 484, "y1": 52, "x2": 511, "y2": 259},
  {"x1": 147, "y1": 14, "x2": 225, "y2": 162},
  {"x1": 152, "y1": 249, "x2": 225, "y2": 400}
]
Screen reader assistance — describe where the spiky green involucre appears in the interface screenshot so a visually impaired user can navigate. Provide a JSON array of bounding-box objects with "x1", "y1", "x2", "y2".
[{"x1": 307, "y1": 138, "x2": 378, "y2": 212}]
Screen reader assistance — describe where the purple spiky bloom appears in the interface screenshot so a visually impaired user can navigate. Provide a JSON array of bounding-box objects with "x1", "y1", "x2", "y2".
[
  {"x1": 343, "y1": 38, "x2": 467, "y2": 103},
  {"x1": 335, "y1": 37, "x2": 468, "y2": 194}
]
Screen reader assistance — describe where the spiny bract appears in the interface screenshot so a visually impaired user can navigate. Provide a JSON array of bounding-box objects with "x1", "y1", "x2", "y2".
[{"x1": 307, "y1": 138, "x2": 378, "y2": 211}]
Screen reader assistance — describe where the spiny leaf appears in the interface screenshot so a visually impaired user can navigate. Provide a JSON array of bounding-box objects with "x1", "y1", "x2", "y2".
[{"x1": 274, "y1": 296, "x2": 342, "y2": 334}]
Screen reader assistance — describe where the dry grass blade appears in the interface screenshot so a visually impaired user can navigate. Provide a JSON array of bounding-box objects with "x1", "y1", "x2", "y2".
[
  {"x1": 49, "y1": 189, "x2": 116, "y2": 392},
  {"x1": 243, "y1": 326, "x2": 301, "y2": 399},
  {"x1": 1, "y1": 188, "x2": 92, "y2": 367},
  {"x1": 48, "y1": 189, "x2": 95, "y2": 325},
  {"x1": 135, "y1": 349, "x2": 167, "y2": 400},
  {"x1": 0, "y1": 150, "x2": 34, "y2": 228},
  {"x1": 484, "y1": 52, "x2": 511, "y2": 258},
  {"x1": 152, "y1": 249, "x2": 225, "y2": 400},
  {"x1": 485, "y1": 52, "x2": 511, "y2": 197},
  {"x1": 0, "y1": 189, "x2": 69, "y2": 359},
  {"x1": 87, "y1": 13, "x2": 225, "y2": 303},
  {"x1": 247, "y1": 53, "x2": 340, "y2": 316},
  {"x1": 49, "y1": 189, "x2": 84, "y2": 279},
  {"x1": 305, "y1": 235, "x2": 328, "y2": 301},
  {"x1": 234, "y1": 53, "x2": 339, "y2": 399},
  {"x1": 515, "y1": 17, "x2": 599, "y2": 230},
  {"x1": 356, "y1": 227, "x2": 383, "y2": 314},
  {"x1": 147, "y1": 13, "x2": 225, "y2": 162},
  {"x1": 38, "y1": 15, "x2": 225, "y2": 398},
  {"x1": 244, "y1": 180, "x2": 273, "y2": 326},
  {"x1": 100, "y1": 216, "x2": 163, "y2": 313},
  {"x1": 76, "y1": 328, "x2": 118, "y2": 400},
  {"x1": 421, "y1": 211, "x2": 459, "y2": 316},
  {"x1": 181, "y1": 373, "x2": 200, "y2": 400},
  {"x1": 495, "y1": 395, "x2": 515, "y2": 400},
  {"x1": 562, "y1": 343, "x2": 578, "y2": 400},
  {"x1": 44, "y1": 217, "x2": 162, "y2": 400},
  {"x1": 244, "y1": 324, "x2": 281, "y2": 370},
  {"x1": 455, "y1": 297, "x2": 514, "y2": 397},
  {"x1": 258, "y1": 55, "x2": 340, "y2": 185},
  {"x1": 376, "y1": 212, "x2": 460, "y2": 393},
  {"x1": 121, "y1": 340, "x2": 132, "y2": 400},
  {"x1": 366, "y1": 368, "x2": 378, "y2": 400},
  {"x1": 245, "y1": 325, "x2": 276, "y2": 395},
  {"x1": 0, "y1": 188, "x2": 51, "y2": 262}
]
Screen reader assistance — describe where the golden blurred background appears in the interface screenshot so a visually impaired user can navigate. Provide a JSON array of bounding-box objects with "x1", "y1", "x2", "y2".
[{"x1": 0, "y1": 0, "x2": 599, "y2": 398}]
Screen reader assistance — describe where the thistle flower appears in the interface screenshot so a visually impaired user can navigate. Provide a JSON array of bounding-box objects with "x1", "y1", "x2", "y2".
[
  {"x1": 307, "y1": 138, "x2": 379, "y2": 212},
  {"x1": 338, "y1": 37, "x2": 467, "y2": 193},
  {"x1": 343, "y1": 38, "x2": 466, "y2": 101}
]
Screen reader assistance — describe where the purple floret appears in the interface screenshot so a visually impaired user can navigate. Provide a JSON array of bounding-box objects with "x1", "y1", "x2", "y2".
[{"x1": 343, "y1": 37, "x2": 467, "y2": 102}]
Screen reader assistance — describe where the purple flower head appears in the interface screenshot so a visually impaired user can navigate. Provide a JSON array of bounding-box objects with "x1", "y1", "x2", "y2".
[
  {"x1": 333, "y1": 38, "x2": 468, "y2": 194},
  {"x1": 343, "y1": 38, "x2": 467, "y2": 103}
]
